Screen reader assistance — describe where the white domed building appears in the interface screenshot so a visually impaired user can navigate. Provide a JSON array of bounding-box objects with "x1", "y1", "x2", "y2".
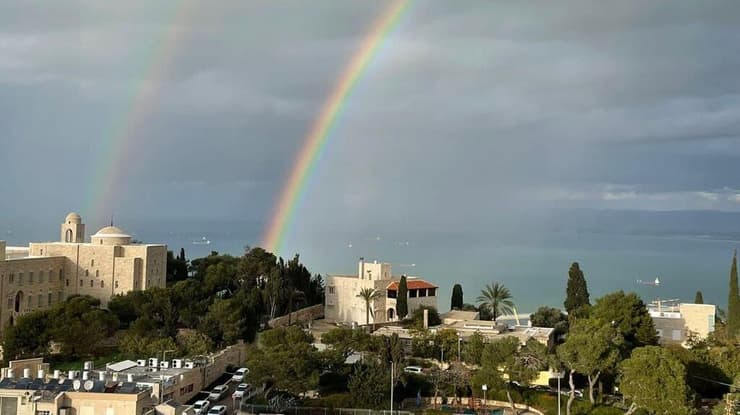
[{"x1": 0, "y1": 213, "x2": 166, "y2": 331}]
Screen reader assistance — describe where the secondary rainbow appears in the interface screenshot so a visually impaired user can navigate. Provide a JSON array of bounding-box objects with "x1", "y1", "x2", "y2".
[
  {"x1": 84, "y1": 2, "x2": 196, "y2": 223},
  {"x1": 262, "y1": 0, "x2": 411, "y2": 254}
]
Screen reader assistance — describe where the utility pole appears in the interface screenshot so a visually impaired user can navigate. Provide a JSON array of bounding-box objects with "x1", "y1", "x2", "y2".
[{"x1": 390, "y1": 361, "x2": 394, "y2": 415}]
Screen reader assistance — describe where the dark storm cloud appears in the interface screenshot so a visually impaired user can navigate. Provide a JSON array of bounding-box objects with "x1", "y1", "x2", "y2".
[{"x1": 1, "y1": 0, "x2": 740, "y2": 234}]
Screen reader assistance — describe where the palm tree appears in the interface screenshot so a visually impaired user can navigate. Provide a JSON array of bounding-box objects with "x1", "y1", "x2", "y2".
[
  {"x1": 357, "y1": 287, "x2": 383, "y2": 327},
  {"x1": 476, "y1": 282, "x2": 515, "y2": 323}
]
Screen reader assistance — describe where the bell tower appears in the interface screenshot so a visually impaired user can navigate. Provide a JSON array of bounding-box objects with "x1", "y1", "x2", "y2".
[{"x1": 61, "y1": 212, "x2": 85, "y2": 243}]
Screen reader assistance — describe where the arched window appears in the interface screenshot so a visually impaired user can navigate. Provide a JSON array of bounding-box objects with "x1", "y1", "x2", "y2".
[
  {"x1": 387, "y1": 308, "x2": 395, "y2": 321},
  {"x1": 100, "y1": 280, "x2": 104, "y2": 288},
  {"x1": 65, "y1": 229, "x2": 73, "y2": 242}
]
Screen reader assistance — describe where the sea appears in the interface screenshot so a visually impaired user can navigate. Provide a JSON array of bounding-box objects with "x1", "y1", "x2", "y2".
[{"x1": 3, "y1": 209, "x2": 739, "y2": 314}]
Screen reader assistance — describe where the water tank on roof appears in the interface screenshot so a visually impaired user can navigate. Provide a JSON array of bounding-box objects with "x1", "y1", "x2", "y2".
[
  {"x1": 83, "y1": 361, "x2": 94, "y2": 370},
  {"x1": 23, "y1": 368, "x2": 31, "y2": 378}
]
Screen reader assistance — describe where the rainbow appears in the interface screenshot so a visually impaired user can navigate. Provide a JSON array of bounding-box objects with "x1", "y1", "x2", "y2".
[
  {"x1": 262, "y1": 0, "x2": 411, "y2": 255},
  {"x1": 85, "y1": 2, "x2": 196, "y2": 224}
]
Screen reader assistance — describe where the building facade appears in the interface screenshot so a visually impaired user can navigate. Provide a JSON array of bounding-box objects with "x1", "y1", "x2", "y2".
[
  {"x1": 648, "y1": 300, "x2": 716, "y2": 345},
  {"x1": 0, "y1": 213, "x2": 166, "y2": 332},
  {"x1": 324, "y1": 259, "x2": 438, "y2": 325}
]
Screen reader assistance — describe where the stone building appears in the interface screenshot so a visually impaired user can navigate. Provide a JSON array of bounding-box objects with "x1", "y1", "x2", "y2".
[
  {"x1": 648, "y1": 299, "x2": 716, "y2": 345},
  {"x1": 0, "y1": 212, "x2": 166, "y2": 332},
  {"x1": 324, "y1": 259, "x2": 438, "y2": 325}
]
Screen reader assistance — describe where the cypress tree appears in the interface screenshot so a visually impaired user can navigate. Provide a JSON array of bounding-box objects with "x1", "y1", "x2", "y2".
[
  {"x1": 451, "y1": 284, "x2": 464, "y2": 310},
  {"x1": 694, "y1": 291, "x2": 704, "y2": 304},
  {"x1": 727, "y1": 250, "x2": 740, "y2": 337},
  {"x1": 564, "y1": 262, "x2": 590, "y2": 315},
  {"x1": 397, "y1": 276, "x2": 408, "y2": 319}
]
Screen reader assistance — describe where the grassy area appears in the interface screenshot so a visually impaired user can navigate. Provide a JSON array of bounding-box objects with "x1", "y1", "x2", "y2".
[{"x1": 49, "y1": 350, "x2": 127, "y2": 372}]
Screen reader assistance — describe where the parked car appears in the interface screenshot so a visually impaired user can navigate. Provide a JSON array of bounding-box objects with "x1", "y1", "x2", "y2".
[
  {"x1": 207, "y1": 406, "x2": 227, "y2": 415},
  {"x1": 208, "y1": 385, "x2": 229, "y2": 401},
  {"x1": 233, "y1": 383, "x2": 251, "y2": 399},
  {"x1": 193, "y1": 400, "x2": 211, "y2": 415},
  {"x1": 403, "y1": 366, "x2": 423, "y2": 374},
  {"x1": 232, "y1": 367, "x2": 249, "y2": 382}
]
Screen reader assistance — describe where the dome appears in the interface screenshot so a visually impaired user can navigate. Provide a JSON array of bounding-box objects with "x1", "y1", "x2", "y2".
[
  {"x1": 93, "y1": 226, "x2": 130, "y2": 237},
  {"x1": 65, "y1": 212, "x2": 82, "y2": 223}
]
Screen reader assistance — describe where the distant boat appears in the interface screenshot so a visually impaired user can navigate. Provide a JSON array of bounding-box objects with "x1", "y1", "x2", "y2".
[
  {"x1": 637, "y1": 277, "x2": 661, "y2": 286},
  {"x1": 193, "y1": 237, "x2": 211, "y2": 245}
]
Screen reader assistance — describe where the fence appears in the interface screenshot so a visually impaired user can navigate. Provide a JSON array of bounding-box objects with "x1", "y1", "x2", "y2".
[{"x1": 240, "y1": 405, "x2": 413, "y2": 415}]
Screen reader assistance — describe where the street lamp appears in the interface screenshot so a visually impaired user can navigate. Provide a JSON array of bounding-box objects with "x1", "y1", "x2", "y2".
[
  {"x1": 553, "y1": 370, "x2": 565, "y2": 415},
  {"x1": 457, "y1": 336, "x2": 463, "y2": 361}
]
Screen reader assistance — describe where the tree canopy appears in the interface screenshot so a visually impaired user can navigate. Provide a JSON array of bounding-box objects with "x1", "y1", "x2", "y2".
[
  {"x1": 451, "y1": 284, "x2": 464, "y2": 310},
  {"x1": 590, "y1": 291, "x2": 658, "y2": 353},
  {"x1": 476, "y1": 282, "x2": 514, "y2": 322},
  {"x1": 619, "y1": 346, "x2": 693, "y2": 415},
  {"x1": 564, "y1": 262, "x2": 590, "y2": 316}
]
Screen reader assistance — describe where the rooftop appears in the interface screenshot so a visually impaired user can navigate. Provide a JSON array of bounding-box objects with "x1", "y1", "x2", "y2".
[
  {"x1": 386, "y1": 279, "x2": 438, "y2": 290},
  {"x1": 0, "y1": 377, "x2": 144, "y2": 399}
]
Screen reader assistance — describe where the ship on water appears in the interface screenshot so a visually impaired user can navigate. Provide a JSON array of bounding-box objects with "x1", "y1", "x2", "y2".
[{"x1": 637, "y1": 277, "x2": 661, "y2": 286}]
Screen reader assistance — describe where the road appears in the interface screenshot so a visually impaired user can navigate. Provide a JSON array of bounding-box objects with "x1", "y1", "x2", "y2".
[{"x1": 187, "y1": 373, "x2": 241, "y2": 414}]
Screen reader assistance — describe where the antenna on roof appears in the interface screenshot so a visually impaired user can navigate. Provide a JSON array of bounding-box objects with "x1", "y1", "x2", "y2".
[{"x1": 110, "y1": 214, "x2": 114, "y2": 227}]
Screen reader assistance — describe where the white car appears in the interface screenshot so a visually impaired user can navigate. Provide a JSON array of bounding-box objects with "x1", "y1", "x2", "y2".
[
  {"x1": 232, "y1": 367, "x2": 249, "y2": 382},
  {"x1": 193, "y1": 400, "x2": 211, "y2": 415},
  {"x1": 403, "y1": 366, "x2": 423, "y2": 374},
  {"x1": 208, "y1": 385, "x2": 229, "y2": 401},
  {"x1": 233, "y1": 383, "x2": 251, "y2": 399},
  {"x1": 207, "y1": 406, "x2": 227, "y2": 415}
]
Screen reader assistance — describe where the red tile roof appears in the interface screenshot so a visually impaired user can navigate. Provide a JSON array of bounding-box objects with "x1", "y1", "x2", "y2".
[{"x1": 387, "y1": 279, "x2": 438, "y2": 290}]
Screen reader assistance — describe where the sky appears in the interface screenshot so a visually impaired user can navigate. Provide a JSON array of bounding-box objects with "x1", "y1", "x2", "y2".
[{"x1": 1, "y1": 0, "x2": 740, "y2": 249}]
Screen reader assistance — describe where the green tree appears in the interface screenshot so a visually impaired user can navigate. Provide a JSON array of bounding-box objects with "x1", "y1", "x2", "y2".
[
  {"x1": 246, "y1": 326, "x2": 320, "y2": 395},
  {"x1": 462, "y1": 332, "x2": 485, "y2": 365},
  {"x1": 451, "y1": 284, "x2": 464, "y2": 310},
  {"x1": 348, "y1": 361, "x2": 388, "y2": 409},
  {"x1": 397, "y1": 276, "x2": 409, "y2": 319},
  {"x1": 322, "y1": 327, "x2": 377, "y2": 362},
  {"x1": 473, "y1": 337, "x2": 545, "y2": 415},
  {"x1": 728, "y1": 250, "x2": 740, "y2": 337},
  {"x1": 695, "y1": 290, "x2": 704, "y2": 304},
  {"x1": 2, "y1": 310, "x2": 51, "y2": 361},
  {"x1": 564, "y1": 262, "x2": 590, "y2": 316},
  {"x1": 48, "y1": 295, "x2": 118, "y2": 358},
  {"x1": 476, "y1": 282, "x2": 514, "y2": 323},
  {"x1": 590, "y1": 291, "x2": 658, "y2": 352},
  {"x1": 529, "y1": 306, "x2": 569, "y2": 341},
  {"x1": 176, "y1": 331, "x2": 214, "y2": 356},
  {"x1": 619, "y1": 346, "x2": 693, "y2": 415},
  {"x1": 556, "y1": 318, "x2": 623, "y2": 404},
  {"x1": 357, "y1": 287, "x2": 383, "y2": 326}
]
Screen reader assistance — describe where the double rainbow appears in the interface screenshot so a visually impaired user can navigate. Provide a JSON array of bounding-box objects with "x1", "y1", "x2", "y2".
[{"x1": 262, "y1": 0, "x2": 411, "y2": 255}]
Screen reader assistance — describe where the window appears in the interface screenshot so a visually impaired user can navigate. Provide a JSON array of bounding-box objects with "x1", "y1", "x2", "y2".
[
  {"x1": 37, "y1": 410, "x2": 52, "y2": 415},
  {"x1": 85, "y1": 269, "x2": 89, "y2": 277},
  {"x1": 59, "y1": 269, "x2": 64, "y2": 281},
  {"x1": 100, "y1": 280, "x2": 104, "y2": 288},
  {"x1": 48, "y1": 293, "x2": 52, "y2": 305},
  {"x1": 328, "y1": 286, "x2": 335, "y2": 295},
  {"x1": 39, "y1": 271, "x2": 44, "y2": 283},
  {"x1": 9, "y1": 273, "x2": 14, "y2": 284},
  {"x1": 428, "y1": 288, "x2": 437, "y2": 297},
  {"x1": 115, "y1": 281, "x2": 119, "y2": 289},
  {"x1": 18, "y1": 273, "x2": 23, "y2": 285},
  {"x1": 91, "y1": 259, "x2": 94, "y2": 267},
  {"x1": 79, "y1": 279, "x2": 83, "y2": 287},
  {"x1": 66, "y1": 279, "x2": 69, "y2": 287},
  {"x1": 409, "y1": 289, "x2": 418, "y2": 298},
  {"x1": 672, "y1": 329, "x2": 682, "y2": 341},
  {"x1": 96, "y1": 270, "x2": 99, "y2": 278},
  {"x1": 387, "y1": 289, "x2": 397, "y2": 299},
  {"x1": 28, "y1": 272, "x2": 33, "y2": 284},
  {"x1": 38, "y1": 294, "x2": 42, "y2": 307},
  {"x1": 90, "y1": 280, "x2": 93, "y2": 287},
  {"x1": 40, "y1": 249, "x2": 43, "y2": 255},
  {"x1": 419, "y1": 289, "x2": 427, "y2": 297}
]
